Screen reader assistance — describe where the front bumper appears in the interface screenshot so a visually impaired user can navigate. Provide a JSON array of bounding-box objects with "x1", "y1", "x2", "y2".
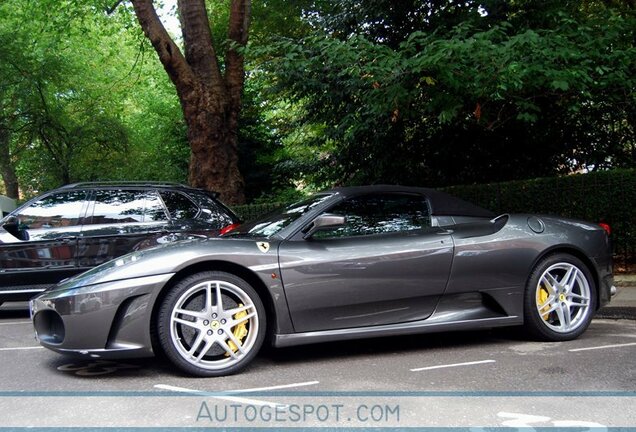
[{"x1": 30, "y1": 273, "x2": 174, "y2": 359}]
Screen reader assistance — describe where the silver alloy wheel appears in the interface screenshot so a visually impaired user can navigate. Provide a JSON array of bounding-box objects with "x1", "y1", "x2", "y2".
[
  {"x1": 169, "y1": 280, "x2": 259, "y2": 371},
  {"x1": 535, "y1": 262, "x2": 592, "y2": 333}
]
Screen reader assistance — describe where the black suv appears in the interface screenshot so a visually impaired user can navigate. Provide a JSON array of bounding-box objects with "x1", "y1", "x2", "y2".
[{"x1": 0, "y1": 182, "x2": 239, "y2": 304}]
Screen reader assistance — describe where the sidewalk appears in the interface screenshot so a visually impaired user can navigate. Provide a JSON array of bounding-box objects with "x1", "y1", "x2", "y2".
[{"x1": 597, "y1": 274, "x2": 636, "y2": 319}]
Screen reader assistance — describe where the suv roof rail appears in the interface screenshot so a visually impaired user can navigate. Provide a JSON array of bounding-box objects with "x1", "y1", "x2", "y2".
[{"x1": 60, "y1": 181, "x2": 191, "y2": 189}]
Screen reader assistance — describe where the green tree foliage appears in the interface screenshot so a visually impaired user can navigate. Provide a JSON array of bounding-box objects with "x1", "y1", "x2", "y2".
[
  {"x1": 2, "y1": 0, "x2": 634, "y2": 203},
  {"x1": 255, "y1": 0, "x2": 636, "y2": 189},
  {"x1": 0, "y1": 0, "x2": 188, "y2": 198},
  {"x1": 0, "y1": 0, "x2": 317, "y2": 202},
  {"x1": 211, "y1": 0, "x2": 317, "y2": 201},
  {"x1": 1, "y1": 0, "x2": 125, "y2": 194}
]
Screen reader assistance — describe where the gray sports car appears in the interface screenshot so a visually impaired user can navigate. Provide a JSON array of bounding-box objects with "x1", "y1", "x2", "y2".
[{"x1": 30, "y1": 185, "x2": 614, "y2": 376}]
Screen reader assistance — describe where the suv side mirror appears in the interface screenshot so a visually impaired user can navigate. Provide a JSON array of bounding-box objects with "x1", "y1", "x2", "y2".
[
  {"x1": 302, "y1": 214, "x2": 346, "y2": 239},
  {"x1": 2, "y1": 215, "x2": 18, "y2": 231},
  {"x1": 2, "y1": 215, "x2": 28, "y2": 241}
]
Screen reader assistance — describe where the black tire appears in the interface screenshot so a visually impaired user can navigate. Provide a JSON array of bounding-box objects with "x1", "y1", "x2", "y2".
[
  {"x1": 523, "y1": 253, "x2": 596, "y2": 341},
  {"x1": 157, "y1": 271, "x2": 266, "y2": 376}
]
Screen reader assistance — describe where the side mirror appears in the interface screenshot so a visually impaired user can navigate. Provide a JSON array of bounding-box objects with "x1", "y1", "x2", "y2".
[
  {"x1": 2, "y1": 215, "x2": 28, "y2": 240},
  {"x1": 2, "y1": 215, "x2": 18, "y2": 231},
  {"x1": 302, "y1": 214, "x2": 346, "y2": 239}
]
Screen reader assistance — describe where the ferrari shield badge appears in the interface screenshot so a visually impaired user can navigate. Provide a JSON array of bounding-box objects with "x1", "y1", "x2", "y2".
[{"x1": 256, "y1": 241, "x2": 270, "y2": 253}]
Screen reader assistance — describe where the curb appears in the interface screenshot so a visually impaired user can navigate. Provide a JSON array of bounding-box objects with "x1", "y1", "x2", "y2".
[
  {"x1": 596, "y1": 306, "x2": 636, "y2": 320},
  {"x1": 614, "y1": 274, "x2": 636, "y2": 287},
  {"x1": 599, "y1": 274, "x2": 636, "y2": 319}
]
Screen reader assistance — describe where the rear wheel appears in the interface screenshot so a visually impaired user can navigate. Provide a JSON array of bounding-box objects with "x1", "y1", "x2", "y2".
[
  {"x1": 523, "y1": 254, "x2": 596, "y2": 341},
  {"x1": 157, "y1": 271, "x2": 266, "y2": 376}
]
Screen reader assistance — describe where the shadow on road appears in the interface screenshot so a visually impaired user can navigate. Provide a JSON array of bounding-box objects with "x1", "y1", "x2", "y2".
[
  {"x1": 262, "y1": 326, "x2": 528, "y2": 365},
  {"x1": 0, "y1": 307, "x2": 30, "y2": 319}
]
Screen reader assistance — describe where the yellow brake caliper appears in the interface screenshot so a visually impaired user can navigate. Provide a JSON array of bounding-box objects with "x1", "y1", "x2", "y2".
[
  {"x1": 537, "y1": 285, "x2": 550, "y2": 320},
  {"x1": 227, "y1": 303, "x2": 248, "y2": 354}
]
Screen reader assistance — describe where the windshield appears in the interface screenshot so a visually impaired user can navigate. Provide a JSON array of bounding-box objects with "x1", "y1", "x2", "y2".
[{"x1": 229, "y1": 193, "x2": 333, "y2": 238}]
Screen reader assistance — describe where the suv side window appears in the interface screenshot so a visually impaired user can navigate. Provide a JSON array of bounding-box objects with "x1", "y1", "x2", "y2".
[
  {"x1": 86, "y1": 190, "x2": 168, "y2": 225},
  {"x1": 314, "y1": 193, "x2": 431, "y2": 239},
  {"x1": 160, "y1": 191, "x2": 199, "y2": 220},
  {"x1": 145, "y1": 192, "x2": 169, "y2": 222},
  {"x1": 190, "y1": 193, "x2": 236, "y2": 228},
  {"x1": 17, "y1": 191, "x2": 87, "y2": 230}
]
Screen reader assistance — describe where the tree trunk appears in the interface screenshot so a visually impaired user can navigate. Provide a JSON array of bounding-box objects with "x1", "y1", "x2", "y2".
[
  {"x1": 0, "y1": 123, "x2": 19, "y2": 199},
  {"x1": 131, "y1": 0, "x2": 250, "y2": 204},
  {"x1": 181, "y1": 85, "x2": 244, "y2": 202}
]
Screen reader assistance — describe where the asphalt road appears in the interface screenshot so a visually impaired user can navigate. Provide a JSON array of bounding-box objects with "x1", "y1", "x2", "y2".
[{"x1": 0, "y1": 303, "x2": 634, "y2": 429}]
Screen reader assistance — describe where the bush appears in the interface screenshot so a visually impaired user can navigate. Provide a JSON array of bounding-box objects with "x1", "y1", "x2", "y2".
[{"x1": 231, "y1": 202, "x2": 286, "y2": 222}]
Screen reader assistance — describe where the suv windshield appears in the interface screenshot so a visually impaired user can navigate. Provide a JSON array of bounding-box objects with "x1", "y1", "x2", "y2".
[{"x1": 229, "y1": 193, "x2": 333, "y2": 238}]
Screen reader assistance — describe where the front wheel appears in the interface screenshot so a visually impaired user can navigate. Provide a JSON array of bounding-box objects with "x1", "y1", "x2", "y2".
[
  {"x1": 157, "y1": 271, "x2": 266, "y2": 376},
  {"x1": 523, "y1": 254, "x2": 596, "y2": 341}
]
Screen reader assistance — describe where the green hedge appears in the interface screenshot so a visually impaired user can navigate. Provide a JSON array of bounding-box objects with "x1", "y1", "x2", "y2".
[
  {"x1": 232, "y1": 169, "x2": 636, "y2": 261},
  {"x1": 445, "y1": 169, "x2": 636, "y2": 261},
  {"x1": 231, "y1": 202, "x2": 285, "y2": 223}
]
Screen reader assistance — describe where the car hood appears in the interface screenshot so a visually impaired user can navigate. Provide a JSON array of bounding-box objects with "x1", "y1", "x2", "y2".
[{"x1": 50, "y1": 236, "x2": 280, "y2": 291}]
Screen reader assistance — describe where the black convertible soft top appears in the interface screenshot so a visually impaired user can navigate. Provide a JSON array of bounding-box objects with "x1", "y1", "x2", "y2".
[{"x1": 327, "y1": 185, "x2": 495, "y2": 219}]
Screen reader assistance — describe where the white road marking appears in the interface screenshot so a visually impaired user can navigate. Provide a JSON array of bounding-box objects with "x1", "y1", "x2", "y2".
[
  {"x1": 498, "y1": 412, "x2": 606, "y2": 428},
  {"x1": 156, "y1": 384, "x2": 280, "y2": 407},
  {"x1": 154, "y1": 380, "x2": 319, "y2": 408},
  {"x1": 611, "y1": 333, "x2": 636, "y2": 339},
  {"x1": 411, "y1": 359, "x2": 496, "y2": 372},
  {"x1": 0, "y1": 321, "x2": 31, "y2": 326},
  {"x1": 0, "y1": 346, "x2": 43, "y2": 351},
  {"x1": 569, "y1": 342, "x2": 636, "y2": 352},
  {"x1": 220, "y1": 380, "x2": 320, "y2": 393}
]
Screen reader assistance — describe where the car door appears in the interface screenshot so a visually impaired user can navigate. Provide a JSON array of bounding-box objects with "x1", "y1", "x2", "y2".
[
  {"x1": 77, "y1": 189, "x2": 170, "y2": 269},
  {"x1": 278, "y1": 192, "x2": 454, "y2": 333},
  {"x1": 0, "y1": 190, "x2": 88, "y2": 295}
]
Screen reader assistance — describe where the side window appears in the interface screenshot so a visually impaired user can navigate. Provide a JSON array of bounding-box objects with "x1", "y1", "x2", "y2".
[
  {"x1": 160, "y1": 191, "x2": 199, "y2": 220},
  {"x1": 87, "y1": 190, "x2": 168, "y2": 225},
  {"x1": 17, "y1": 191, "x2": 87, "y2": 229},
  {"x1": 145, "y1": 192, "x2": 169, "y2": 222},
  {"x1": 191, "y1": 194, "x2": 235, "y2": 229},
  {"x1": 314, "y1": 193, "x2": 431, "y2": 239}
]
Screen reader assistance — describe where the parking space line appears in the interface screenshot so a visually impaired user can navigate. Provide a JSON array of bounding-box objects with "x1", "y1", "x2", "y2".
[
  {"x1": 221, "y1": 380, "x2": 320, "y2": 393},
  {"x1": 569, "y1": 342, "x2": 636, "y2": 352},
  {"x1": 155, "y1": 384, "x2": 283, "y2": 407},
  {"x1": 0, "y1": 346, "x2": 43, "y2": 351},
  {"x1": 411, "y1": 359, "x2": 496, "y2": 372},
  {"x1": 0, "y1": 321, "x2": 32, "y2": 326},
  {"x1": 154, "y1": 380, "x2": 319, "y2": 408}
]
